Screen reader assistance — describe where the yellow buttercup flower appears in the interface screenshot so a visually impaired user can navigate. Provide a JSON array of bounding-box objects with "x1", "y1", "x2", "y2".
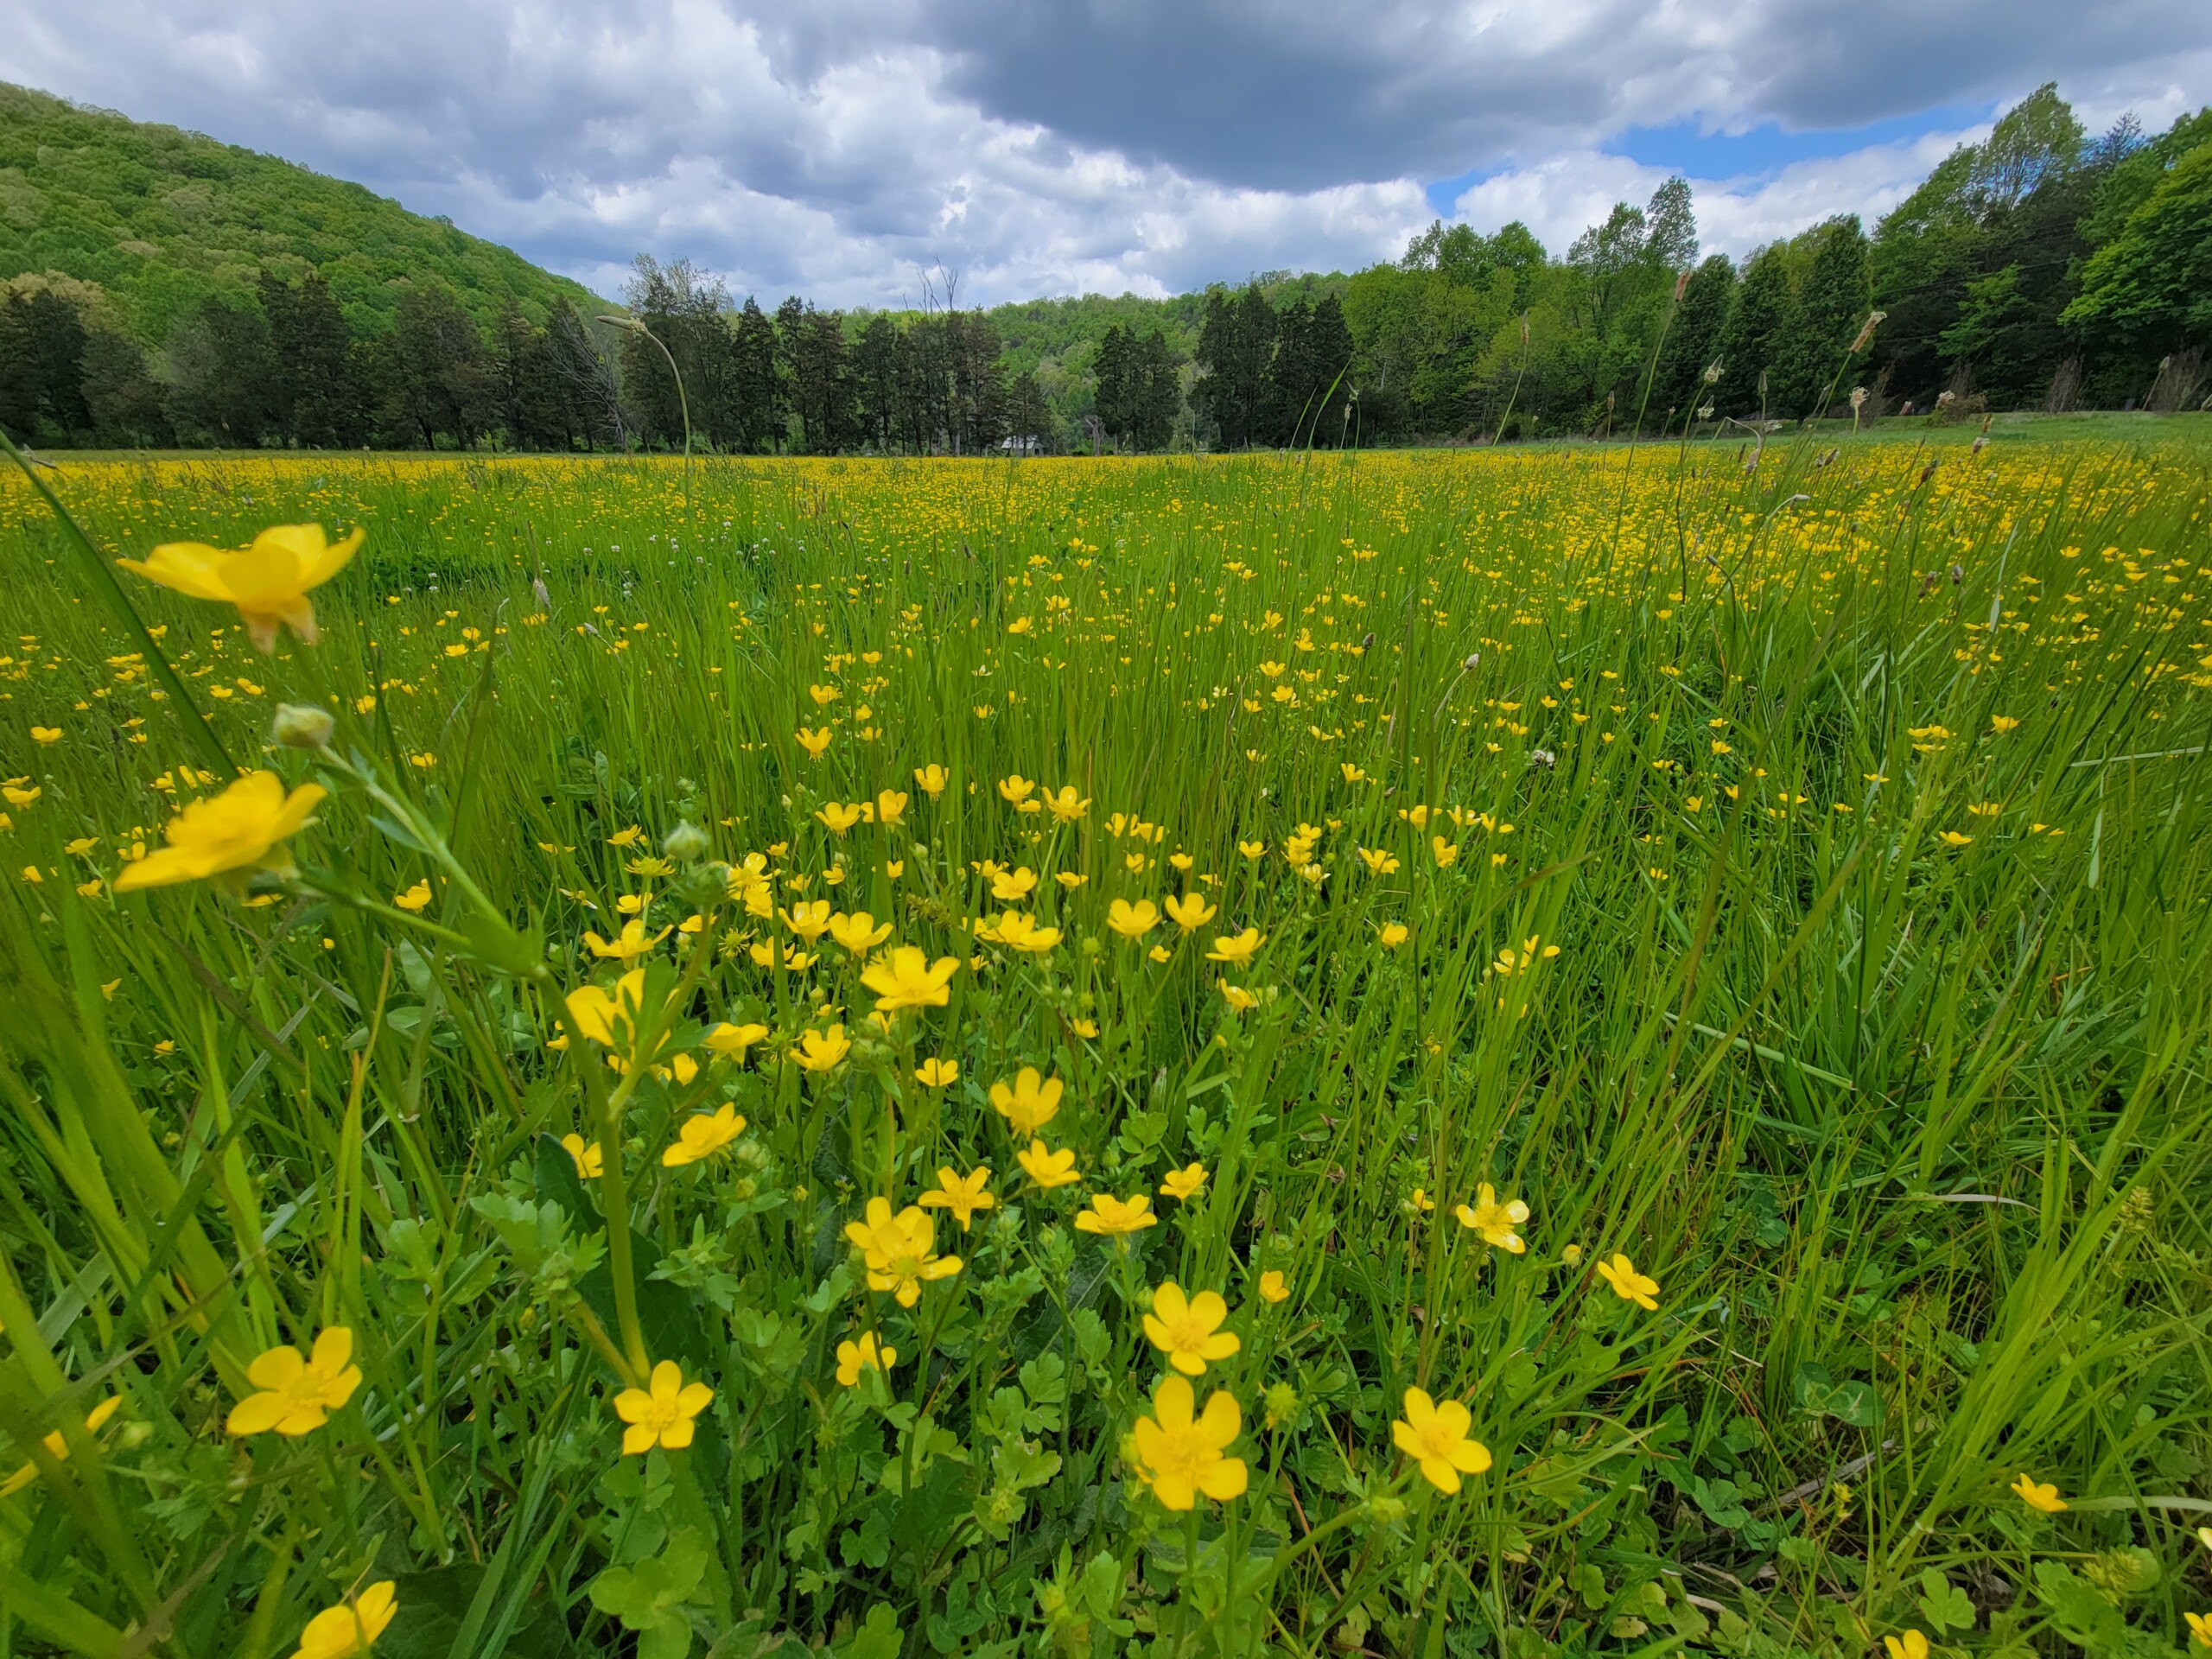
[
  {"x1": 612, "y1": 1359, "x2": 713, "y2": 1454},
  {"x1": 1159, "y1": 1162, "x2": 1208, "y2": 1201},
  {"x1": 782, "y1": 899, "x2": 833, "y2": 943},
  {"x1": 1883, "y1": 1632, "x2": 1930, "y2": 1659},
  {"x1": 795, "y1": 1024, "x2": 851, "y2": 1071},
  {"x1": 1108, "y1": 898, "x2": 1160, "y2": 938},
  {"x1": 1595, "y1": 1252, "x2": 1660, "y2": 1311},
  {"x1": 1376, "y1": 922, "x2": 1410, "y2": 948},
  {"x1": 1043, "y1": 785, "x2": 1090, "y2": 822},
  {"x1": 1017, "y1": 1139, "x2": 1080, "y2": 1188},
  {"x1": 918, "y1": 1166, "x2": 995, "y2": 1230},
  {"x1": 2011, "y1": 1473, "x2": 2067, "y2": 1513},
  {"x1": 874, "y1": 788, "x2": 908, "y2": 824},
  {"x1": 29, "y1": 725, "x2": 60, "y2": 744},
  {"x1": 1075, "y1": 1192, "x2": 1156, "y2": 1236},
  {"x1": 1143, "y1": 1282, "x2": 1241, "y2": 1376},
  {"x1": 1358, "y1": 847, "x2": 1400, "y2": 875},
  {"x1": 990, "y1": 1066, "x2": 1064, "y2": 1135},
  {"x1": 705, "y1": 1020, "x2": 769, "y2": 1061},
  {"x1": 564, "y1": 970, "x2": 663, "y2": 1055},
  {"x1": 1164, "y1": 891, "x2": 1217, "y2": 931},
  {"x1": 562, "y1": 1133, "x2": 603, "y2": 1178},
  {"x1": 394, "y1": 879, "x2": 431, "y2": 912},
  {"x1": 113, "y1": 771, "x2": 325, "y2": 893},
  {"x1": 816, "y1": 801, "x2": 865, "y2": 835},
  {"x1": 1256, "y1": 1270, "x2": 1289, "y2": 1304},
  {"x1": 795, "y1": 726, "x2": 834, "y2": 759},
  {"x1": 914, "y1": 764, "x2": 949, "y2": 797},
  {"x1": 1392, "y1": 1388, "x2": 1491, "y2": 1493},
  {"x1": 1453, "y1": 1183, "x2": 1529, "y2": 1253},
  {"x1": 287, "y1": 1581, "x2": 397, "y2": 1659},
  {"x1": 1206, "y1": 928, "x2": 1262, "y2": 966},
  {"x1": 861, "y1": 944, "x2": 959, "y2": 1011},
  {"x1": 663, "y1": 1103, "x2": 747, "y2": 1166},
  {"x1": 842, "y1": 1197, "x2": 962, "y2": 1306},
  {"x1": 585, "y1": 918, "x2": 671, "y2": 963},
  {"x1": 827, "y1": 909, "x2": 893, "y2": 953},
  {"x1": 836, "y1": 1332, "x2": 898, "y2": 1386},
  {"x1": 915, "y1": 1057, "x2": 959, "y2": 1088},
  {"x1": 989, "y1": 912, "x2": 1062, "y2": 954},
  {"x1": 226, "y1": 1327, "x2": 363, "y2": 1436},
  {"x1": 1130, "y1": 1374, "x2": 1246, "y2": 1510},
  {"x1": 2179, "y1": 1611, "x2": 2207, "y2": 1648},
  {"x1": 1431, "y1": 835, "x2": 1459, "y2": 867},
  {"x1": 998, "y1": 774, "x2": 1037, "y2": 806},
  {"x1": 119, "y1": 523, "x2": 361, "y2": 652},
  {"x1": 1219, "y1": 982, "x2": 1259, "y2": 1013}
]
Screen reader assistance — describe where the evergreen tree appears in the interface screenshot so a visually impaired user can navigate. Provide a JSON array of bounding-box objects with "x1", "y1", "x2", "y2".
[
  {"x1": 1093, "y1": 322, "x2": 1135, "y2": 448},
  {"x1": 787, "y1": 303, "x2": 853, "y2": 454},
  {"x1": 1004, "y1": 371, "x2": 1053, "y2": 453},
  {"x1": 0, "y1": 289, "x2": 92, "y2": 441},
  {"x1": 1128, "y1": 327, "x2": 1181, "y2": 450},
  {"x1": 1713, "y1": 247, "x2": 1797, "y2": 418},
  {"x1": 620, "y1": 257, "x2": 738, "y2": 450},
  {"x1": 852, "y1": 314, "x2": 901, "y2": 450},
  {"x1": 289, "y1": 272, "x2": 360, "y2": 446},
  {"x1": 1776, "y1": 216, "x2": 1870, "y2": 416},
  {"x1": 1652, "y1": 253, "x2": 1734, "y2": 421},
  {"x1": 79, "y1": 327, "x2": 169, "y2": 445},
  {"x1": 163, "y1": 294, "x2": 278, "y2": 446},
  {"x1": 730, "y1": 297, "x2": 783, "y2": 453},
  {"x1": 542, "y1": 301, "x2": 621, "y2": 450},
  {"x1": 392, "y1": 283, "x2": 498, "y2": 448},
  {"x1": 1196, "y1": 284, "x2": 1275, "y2": 448},
  {"x1": 944, "y1": 312, "x2": 1007, "y2": 454}
]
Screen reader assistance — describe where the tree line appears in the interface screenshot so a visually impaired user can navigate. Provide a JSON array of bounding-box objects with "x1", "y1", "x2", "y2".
[
  {"x1": 1342, "y1": 86, "x2": 2212, "y2": 441},
  {"x1": 2, "y1": 84, "x2": 2205, "y2": 454}
]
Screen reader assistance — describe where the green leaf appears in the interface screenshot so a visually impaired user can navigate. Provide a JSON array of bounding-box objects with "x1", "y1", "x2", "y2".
[
  {"x1": 834, "y1": 1604, "x2": 903, "y2": 1659},
  {"x1": 1688, "y1": 1474, "x2": 1751, "y2": 1530},
  {"x1": 1916, "y1": 1569, "x2": 1976, "y2": 1635},
  {"x1": 589, "y1": 1527, "x2": 709, "y2": 1630}
]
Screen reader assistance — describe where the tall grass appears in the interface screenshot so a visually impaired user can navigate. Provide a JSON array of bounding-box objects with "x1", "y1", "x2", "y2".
[{"x1": 0, "y1": 435, "x2": 2207, "y2": 1659}]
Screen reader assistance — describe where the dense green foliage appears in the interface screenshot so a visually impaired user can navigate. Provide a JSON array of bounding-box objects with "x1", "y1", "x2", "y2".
[{"x1": 0, "y1": 83, "x2": 601, "y2": 341}]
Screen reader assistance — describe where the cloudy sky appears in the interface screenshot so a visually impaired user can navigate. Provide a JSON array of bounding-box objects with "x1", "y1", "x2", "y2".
[{"x1": 5, "y1": 1, "x2": 2209, "y2": 307}]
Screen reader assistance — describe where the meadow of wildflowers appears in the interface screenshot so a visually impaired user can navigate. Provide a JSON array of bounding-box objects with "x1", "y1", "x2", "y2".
[{"x1": 0, "y1": 434, "x2": 2209, "y2": 1659}]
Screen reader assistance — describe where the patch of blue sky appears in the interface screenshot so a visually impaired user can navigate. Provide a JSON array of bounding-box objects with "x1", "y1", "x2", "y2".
[{"x1": 1421, "y1": 103, "x2": 1990, "y2": 215}]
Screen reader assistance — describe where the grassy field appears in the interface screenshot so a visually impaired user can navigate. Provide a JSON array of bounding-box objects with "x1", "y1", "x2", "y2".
[{"x1": 1, "y1": 435, "x2": 2209, "y2": 1659}]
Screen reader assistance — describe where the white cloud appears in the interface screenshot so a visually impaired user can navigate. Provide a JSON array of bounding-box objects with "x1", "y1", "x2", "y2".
[{"x1": 0, "y1": 0, "x2": 2205, "y2": 306}]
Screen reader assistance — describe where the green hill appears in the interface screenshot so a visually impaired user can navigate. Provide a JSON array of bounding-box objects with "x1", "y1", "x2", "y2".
[{"x1": 0, "y1": 81, "x2": 604, "y2": 342}]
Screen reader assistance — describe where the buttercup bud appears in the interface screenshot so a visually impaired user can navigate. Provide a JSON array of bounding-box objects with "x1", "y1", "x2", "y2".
[
  {"x1": 663, "y1": 822, "x2": 710, "y2": 862},
  {"x1": 270, "y1": 703, "x2": 334, "y2": 749}
]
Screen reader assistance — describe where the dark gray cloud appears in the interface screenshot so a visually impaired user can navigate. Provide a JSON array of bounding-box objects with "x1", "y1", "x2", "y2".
[
  {"x1": 916, "y1": 0, "x2": 2212, "y2": 189},
  {"x1": 1, "y1": 1, "x2": 2204, "y2": 305}
]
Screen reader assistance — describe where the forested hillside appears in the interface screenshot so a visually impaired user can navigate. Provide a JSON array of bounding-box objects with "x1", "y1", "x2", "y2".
[
  {"x1": 2, "y1": 80, "x2": 2206, "y2": 454},
  {"x1": 0, "y1": 83, "x2": 601, "y2": 340}
]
